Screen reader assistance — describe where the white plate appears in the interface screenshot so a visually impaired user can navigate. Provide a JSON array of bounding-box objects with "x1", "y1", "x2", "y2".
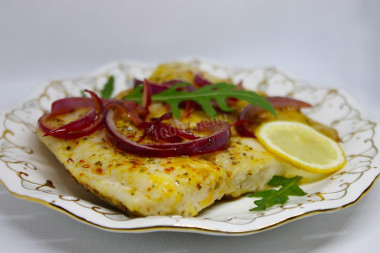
[{"x1": 0, "y1": 59, "x2": 379, "y2": 235}]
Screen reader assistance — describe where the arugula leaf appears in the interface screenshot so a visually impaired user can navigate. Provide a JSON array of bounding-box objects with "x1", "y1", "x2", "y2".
[
  {"x1": 125, "y1": 82, "x2": 276, "y2": 118},
  {"x1": 247, "y1": 176, "x2": 307, "y2": 211},
  {"x1": 80, "y1": 90, "x2": 87, "y2": 97},
  {"x1": 101, "y1": 76, "x2": 115, "y2": 98},
  {"x1": 124, "y1": 85, "x2": 143, "y2": 103}
]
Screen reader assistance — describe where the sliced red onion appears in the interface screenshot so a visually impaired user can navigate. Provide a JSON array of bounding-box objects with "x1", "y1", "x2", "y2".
[
  {"x1": 236, "y1": 80, "x2": 244, "y2": 90},
  {"x1": 51, "y1": 97, "x2": 125, "y2": 115},
  {"x1": 235, "y1": 96, "x2": 312, "y2": 138},
  {"x1": 39, "y1": 90, "x2": 106, "y2": 139},
  {"x1": 180, "y1": 101, "x2": 195, "y2": 119},
  {"x1": 50, "y1": 97, "x2": 93, "y2": 116},
  {"x1": 135, "y1": 78, "x2": 197, "y2": 118},
  {"x1": 142, "y1": 79, "x2": 152, "y2": 110},
  {"x1": 134, "y1": 79, "x2": 186, "y2": 94},
  {"x1": 38, "y1": 97, "x2": 96, "y2": 133},
  {"x1": 106, "y1": 101, "x2": 145, "y2": 128},
  {"x1": 138, "y1": 113, "x2": 199, "y2": 143},
  {"x1": 241, "y1": 97, "x2": 312, "y2": 118},
  {"x1": 137, "y1": 112, "x2": 173, "y2": 143},
  {"x1": 133, "y1": 78, "x2": 144, "y2": 87},
  {"x1": 105, "y1": 109, "x2": 231, "y2": 157},
  {"x1": 175, "y1": 127, "x2": 199, "y2": 140},
  {"x1": 117, "y1": 100, "x2": 148, "y2": 122},
  {"x1": 231, "y1": 120, "x2": 256, "y2": 138},
  {"x1": 194, "y1": 73, "x2": 212, "y2": 87},
  {"x1": 149, "y1": 112, "x2": 173, "y2": 123},
  {"x1": 139, "y1": 122, "x2": 183, "y2": 143},
  {"x1": 42, "y1": 108, "x2": 97, "y2": 136},
  {"x1": 153, "y1": 113, "x2": 199, "y2": 140},
  {"x1": 149, "y1": 83, "x2": 168, "y2": 94}
]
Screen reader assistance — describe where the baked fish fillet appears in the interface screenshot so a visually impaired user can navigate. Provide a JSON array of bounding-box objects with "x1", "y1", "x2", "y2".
[{"x1": 38, "y1": 129, "x2": 283, "y2": 217}]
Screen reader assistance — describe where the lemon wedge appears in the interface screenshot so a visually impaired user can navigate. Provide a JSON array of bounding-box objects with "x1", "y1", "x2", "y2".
[{"x1": 256, "y1": 121, "x2": 346, "y2": 174}]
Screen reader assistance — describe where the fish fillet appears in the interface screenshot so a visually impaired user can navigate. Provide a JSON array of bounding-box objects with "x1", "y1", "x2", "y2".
[
  {"x1": 38, "y1": 129, "x2": 283, "y2": 216},
  {"x1": 37, "y1": 62, "x2": 288, "y2": 216}
]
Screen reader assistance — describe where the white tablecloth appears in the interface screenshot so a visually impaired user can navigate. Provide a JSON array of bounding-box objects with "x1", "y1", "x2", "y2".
[{"x1": 0, "y1": 1, "x2": 379, "y2": 252}]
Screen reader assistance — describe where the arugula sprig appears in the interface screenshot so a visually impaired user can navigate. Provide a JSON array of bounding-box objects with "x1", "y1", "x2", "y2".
[
  {"x1": 247, "y1": 176, "x2": 307, "y2": 211},
  {"x1": 125, "y1": 82, "x2": 276, "y2": 118},
  {"x1": 124, "y1": 85, "x2": 143, "y2": 102},
  {"x1": 100, "y1": 76, "x2": 115, "y2": 98},
  {"x1": 80, "y1": 90, "x2": 87, "y2": 97},
  {"x1": 80, "y1": 75, "x2": 115, "y2": 98}
]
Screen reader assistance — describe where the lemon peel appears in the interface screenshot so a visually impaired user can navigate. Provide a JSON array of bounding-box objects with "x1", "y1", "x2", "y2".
[{"x1": 256, "y1": 121, "x2": 346, "y2": 174}]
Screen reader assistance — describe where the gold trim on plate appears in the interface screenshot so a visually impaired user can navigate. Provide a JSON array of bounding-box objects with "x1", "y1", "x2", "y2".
[{"x1": 0, "y1": 60, "x2": 379, "y2": 234}]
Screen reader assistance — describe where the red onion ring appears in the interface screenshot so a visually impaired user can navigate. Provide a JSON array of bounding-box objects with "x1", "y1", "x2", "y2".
[
  {"x1": 235, "y1": 96, "x2": 312, "y2": 138},
  {"x1": 39, "y1": 90, "x2": 106, "y2": 139},
  {"x1": 50, "y1": 97, "x2": 94, "y2": 116},
  {"x1": 136, "y1": 112, "x2": 173, "y2": 143},
  {"x1": 142, "y1": 79, "x2": 152, "y2": 110},
  {"x1": 138, "y1": 113, "x2": 199, "y2": 143},
  {"x1": 139, "y1": 122, "x2": 183, "y2": 143},
  {"x1": 51, "y1": 96, "x2": 145, "y2": 125},
  {"x1": 134, "y1": 79, "x2": 186, "y2": 94},
  {"x1": 240, "y1": 97, "x2": 312, "y2": 118},
  {"x1": 134, "y1": 78, "x2": 197, "y2": 118},
  {"x1": 41, "y1": 108, "x2": 97, "y2": 137},
  {"x1": 231, "y1": 120, "x2": 256, "y2": 138},
  {"x1": 194, "y1": 73, "x2": 212, "y2": 87},
  {"x1": 105, "y1": 109, "x2": 231, "y2": 157}
]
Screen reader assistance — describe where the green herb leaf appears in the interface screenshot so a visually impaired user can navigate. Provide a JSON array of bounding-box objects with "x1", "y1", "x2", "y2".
[
  {"x1": 80, "y1": 90, "x2": 87, "y2": 97},
  {"x1": 247, "y1": 176, "x2": 307, "y2": 211},
  {"x1": 101, "y1": 76, "x2": 115, "y2": 98},
  {"x1": 125, "y1": 82, "x2": 276, "y2": 118},
  {"x1": 124, "y1": 85, "x2": 143, "y2": 103}
]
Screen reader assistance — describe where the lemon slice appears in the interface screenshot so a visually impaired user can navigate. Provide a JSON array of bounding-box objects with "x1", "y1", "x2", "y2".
[{"x1": 256, "y1": 121, "x2": 346, "y2": 174}]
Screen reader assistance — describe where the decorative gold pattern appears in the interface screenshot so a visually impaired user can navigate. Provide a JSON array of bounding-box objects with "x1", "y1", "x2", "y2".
[{"x1": 0, "y1": 59, "x2": 379, "y2": 234}]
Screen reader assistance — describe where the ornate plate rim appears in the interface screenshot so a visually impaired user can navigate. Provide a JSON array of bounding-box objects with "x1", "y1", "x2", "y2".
[{"x1": 0, "y1": 59, "x2": 379, "y2": 235}]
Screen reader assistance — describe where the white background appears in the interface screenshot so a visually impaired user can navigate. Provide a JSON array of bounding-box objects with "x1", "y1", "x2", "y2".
[{"x1": 0, "y1": 0, "x2": 379, "y2": 252}]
